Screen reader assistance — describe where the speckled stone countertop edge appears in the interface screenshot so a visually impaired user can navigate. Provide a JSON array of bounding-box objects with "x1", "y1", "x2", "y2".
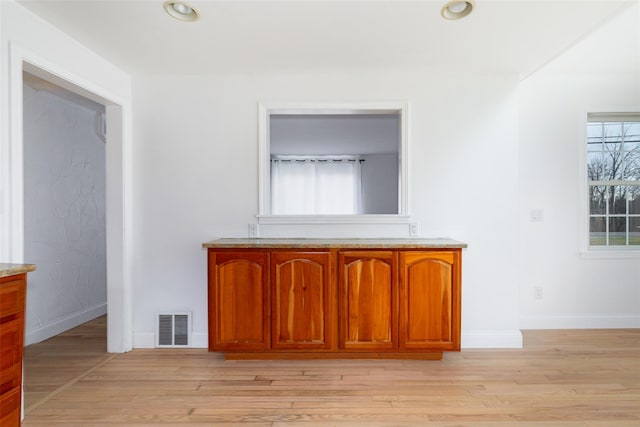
[
  {"x1": 0, "y1": 263, "x2": 36, "y2": 278},
  {"x1": 202, "y1": 238, "x2": 467, "y2": 249}
]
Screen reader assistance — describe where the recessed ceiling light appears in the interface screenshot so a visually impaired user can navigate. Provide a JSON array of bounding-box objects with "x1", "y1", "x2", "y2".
[
  {"x1": 441, "y1": 0, "x2": 475, "y2": 20},
  {"x1": 164, "y1": 1, "x2": 199, "y2": 22}
]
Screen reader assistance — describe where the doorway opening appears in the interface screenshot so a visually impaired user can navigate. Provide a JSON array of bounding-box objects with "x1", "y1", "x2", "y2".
[
  {"x1": 22, "y1": 72, "x2": 107, "y2": 346},
  {"x1": 2, "y1": 50, "x2": 131, "y2": 354}
]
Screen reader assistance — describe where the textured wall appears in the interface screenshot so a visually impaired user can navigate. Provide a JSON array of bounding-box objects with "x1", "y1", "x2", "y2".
[{"x1": 23, "y1": 82, "x2": 107, "y2": 344}]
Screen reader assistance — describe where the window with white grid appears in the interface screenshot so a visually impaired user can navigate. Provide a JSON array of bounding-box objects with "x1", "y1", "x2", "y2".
[{"x1": 587, "y1": 113, "x2": 640, "y2": 248}]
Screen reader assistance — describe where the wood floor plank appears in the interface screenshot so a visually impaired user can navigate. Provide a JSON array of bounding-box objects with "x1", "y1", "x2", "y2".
[{"x1": 21, "y1": 318, "x2": 640, "y2": 425}]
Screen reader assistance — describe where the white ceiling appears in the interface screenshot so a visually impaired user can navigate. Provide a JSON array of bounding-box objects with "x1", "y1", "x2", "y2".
[{"x1": 16, "y1": 0, "x2": 632, "y2": 76}]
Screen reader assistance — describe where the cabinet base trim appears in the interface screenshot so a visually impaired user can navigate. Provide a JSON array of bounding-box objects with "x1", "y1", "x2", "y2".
[{"x1": 218, "y1": 351, "x2": 443, "y2": 361}]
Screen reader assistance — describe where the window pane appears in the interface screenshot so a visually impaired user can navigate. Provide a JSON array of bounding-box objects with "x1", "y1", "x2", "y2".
[
  {"x1": 623, "y1": 122, "x2": 640, "y2": 141},
  {"x1": 588, "y1": 138, "x2": 603, "y2": 150},
  {"x1": 623, "y1": 147, "x2": 640, "y2": 181},
  {"x1": 589, "y1": 186, "x2": 606, "y2": 214},
  {"x1": 604, "y1": 122, "x2": 622, "y2": 142},
  {"x1": 630, "y1": 217, "x2": 640, "y2": 245},
  {"x1": 587, "y1": 122, "x2": 603, "y2": 139},
  {"x1": 624, "y1": 140, "x2": 640, "y2": 155},
  {"x1": 603, "y1": 141, "x2": 622, "y2": 158},
  {"x1": 608, "y1": 217, "x2": 626, "y2": 245},
  {"x1": 602, "y1": 149, "x2": 623, "y2": 180},
  {"x1": 587, "y1": 152, "x2": 603, "y2": 180},
  {"x1": 629, "y1": 188, "x2": 640, "y2": 215},
  {"x1": 610, "y1": 186, "x2": 627, "y2": 214},
  {"x1": 589, "y1": 217, "x2": 606, "y2": 246}
]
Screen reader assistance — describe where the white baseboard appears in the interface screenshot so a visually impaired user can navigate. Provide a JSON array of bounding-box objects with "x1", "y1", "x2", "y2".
[
  {"x1": 461, "y1": 330, "x2": 523, "y2": 349},
  {"x1": 191, "y1": 332, "x2": 208, "y2": 348},
  {"x1": 132, "y1": 332, "x2": 155, "y2": 348},
  {"x1": 25, "y1": 303, "x2": 107, "y2": 346},
  {"x1": 520, "y1": 314, "x2": 640, "y2": 329}
]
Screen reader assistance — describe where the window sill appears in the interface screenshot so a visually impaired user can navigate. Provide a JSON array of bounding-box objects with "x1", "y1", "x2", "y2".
[{"x1": 580, "y1": 249, "x2": 640, "y2": 259}]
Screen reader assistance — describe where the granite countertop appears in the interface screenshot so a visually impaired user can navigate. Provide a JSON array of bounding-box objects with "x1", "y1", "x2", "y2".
[
  {"x1": 0, "y1": 263, "x2": 36, "y2": 278},
  {"x1": 203, "y1": 238, "x2": 467, "y2": 249}
]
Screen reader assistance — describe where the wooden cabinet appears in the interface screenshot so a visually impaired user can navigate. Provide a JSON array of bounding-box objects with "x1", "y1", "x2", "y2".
[
  {"x1": 399, "y1": 251, "x2": 460, "y2": 351},
  {"x1": 205, "y1": 239, "x2": 464, "y2": 359},
  {"x1": 271, "y1": 252, "x2": 332, "y2": 349},
  {"x1": 339, "y1": 251, "x2": 397, "y2": 350},
  {"x1": 1, "y1": 272, "x2": 28, "y2": 427},
  {"x1": 208, "y1": 251, "x2": 269, "y2": 351}
]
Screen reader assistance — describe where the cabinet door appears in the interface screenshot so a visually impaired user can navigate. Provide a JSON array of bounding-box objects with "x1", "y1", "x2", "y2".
[
  {"x1": 339, "y1": 251, "x2": 397, "y2": 350},
  {"x1": 208, "y1": 251, "x2": 269, "y2": 351},
  {"x1": 271, "y1": 252, "x2": 332, "y2": 349},
  {"x1": 399, "y1": 251, "x2": 461, "y2": 351}
]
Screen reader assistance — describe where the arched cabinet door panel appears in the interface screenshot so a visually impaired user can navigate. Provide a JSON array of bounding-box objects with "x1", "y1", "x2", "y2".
[
  {"x1": 209, "y1": 251, "x2": 269, "y2": 351},
  {"x1": 339, "y1": 251, "x2": 397, "y2": 350},
  {"x1": 399, "y1": 251, "x2": 461, "y2": 351},
  {"x1": 271, "y1": 251, "x2": 333, "y2": 350}
]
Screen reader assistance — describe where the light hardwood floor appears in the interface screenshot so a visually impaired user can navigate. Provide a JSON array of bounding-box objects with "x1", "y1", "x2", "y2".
[{"x1": 22, "y1": 318, "x2": 640, "y2": 426}]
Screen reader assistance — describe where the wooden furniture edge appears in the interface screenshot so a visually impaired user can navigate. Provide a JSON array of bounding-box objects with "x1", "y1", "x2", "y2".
[{"x1": 221, "y1": 351, "x2": 443, "y2": 361}]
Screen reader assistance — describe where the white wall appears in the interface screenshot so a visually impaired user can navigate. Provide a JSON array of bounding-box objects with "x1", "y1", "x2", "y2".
[
  {"x1": 361, "y1": 153, "x2": 398, "y2": 214},
  {"x1": 0, "y1": 0, "x2": 133, "y2": 352},
  {"x1": 519, "y1": 3, "x2": 640, "y2": 329},
  {"x1": 22, "y1": 82, "x2": 107, "y2": 345},
  {"x1": 132, "y1": 71, "x2": 521, "y2": 348}
]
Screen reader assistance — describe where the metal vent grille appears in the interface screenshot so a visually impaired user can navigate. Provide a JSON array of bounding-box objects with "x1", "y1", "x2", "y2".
[{"x1": 156, "y1": 313, "x2": 191, "y2": 348}]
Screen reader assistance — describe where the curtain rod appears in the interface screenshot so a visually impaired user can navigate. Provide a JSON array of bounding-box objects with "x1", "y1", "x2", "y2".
[
  {"x1": 271, "y1": 155, "x2": 365, "y2": 162},
  {"x1": 271, "y1": 159, "x2": 365, "y2": 163}
]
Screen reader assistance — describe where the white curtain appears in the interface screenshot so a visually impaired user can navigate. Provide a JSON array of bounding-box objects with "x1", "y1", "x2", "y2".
[{"x1": 271, "y1": 158, "x2": 362, "y2": 214}]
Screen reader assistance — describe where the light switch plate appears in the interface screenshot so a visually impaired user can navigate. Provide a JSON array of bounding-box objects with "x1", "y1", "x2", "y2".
[{"x1": 409, "y1": 222, "x2": 419, "y2": 236}]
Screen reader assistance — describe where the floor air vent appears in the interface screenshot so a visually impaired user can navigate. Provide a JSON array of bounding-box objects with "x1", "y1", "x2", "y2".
[{"x1": 156, "y1": 313, "x2": 191, "y2": 348}]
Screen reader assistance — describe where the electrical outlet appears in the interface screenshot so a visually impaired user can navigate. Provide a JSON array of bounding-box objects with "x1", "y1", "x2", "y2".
[
  {"x1": 409, "y1": 222, "x2": 419, "y2": 236},
  {"x1": 534, "y1": 286, "x2": 544, "y2": 300},
  {"x1": 248, "y1": 223, "x2": 258, "y2": 238},
  {"x1": 530, "y1": 209, "x2": 544, "y2": 222}
]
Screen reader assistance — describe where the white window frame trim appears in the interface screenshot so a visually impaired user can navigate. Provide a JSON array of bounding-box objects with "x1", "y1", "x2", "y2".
[
  {"x1": 257, "y1": 101, "x2": 410, "y2": 226},
  {"x1": 579, "y1": 106, "x2": 640, "y2": 259}
]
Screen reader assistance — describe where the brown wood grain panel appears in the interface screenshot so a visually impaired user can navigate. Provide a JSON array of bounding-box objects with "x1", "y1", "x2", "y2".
[
  {"x1": 0, "y1": 274, "x2": 27, "y2": 425},
  {"x1": 0, "y1": 318, "x2": 23, "y2": 390},
  {"x1": 0, "y1": 386, "x2": 21, "y2": 427},
  {"x1": 339, "y1": 251, "x2": 397, "y2": 350},
  {"x1": 271, "y1": 252, "x2": 332, "y2": 349},
  {"x1": 0, "y1": 276, "x2": 25, "y2": 320},
  {"x1": 208, "y1": 251, "x2": 269, "y2": 351},
  {"x1": 399, "y1": 251, "x2": 460, "y2": 350}
]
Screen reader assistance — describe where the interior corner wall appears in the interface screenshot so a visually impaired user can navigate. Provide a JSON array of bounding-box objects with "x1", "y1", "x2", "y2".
[
  {"x1": 518, "y1": 2, "x2": 640, "y2": 329},
  {"x1": 132, "y1": 71, "x2": 522, "y2": 349},
  {"x1": 22, "y1": 83, "x2": 107, "y2": 345}
]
